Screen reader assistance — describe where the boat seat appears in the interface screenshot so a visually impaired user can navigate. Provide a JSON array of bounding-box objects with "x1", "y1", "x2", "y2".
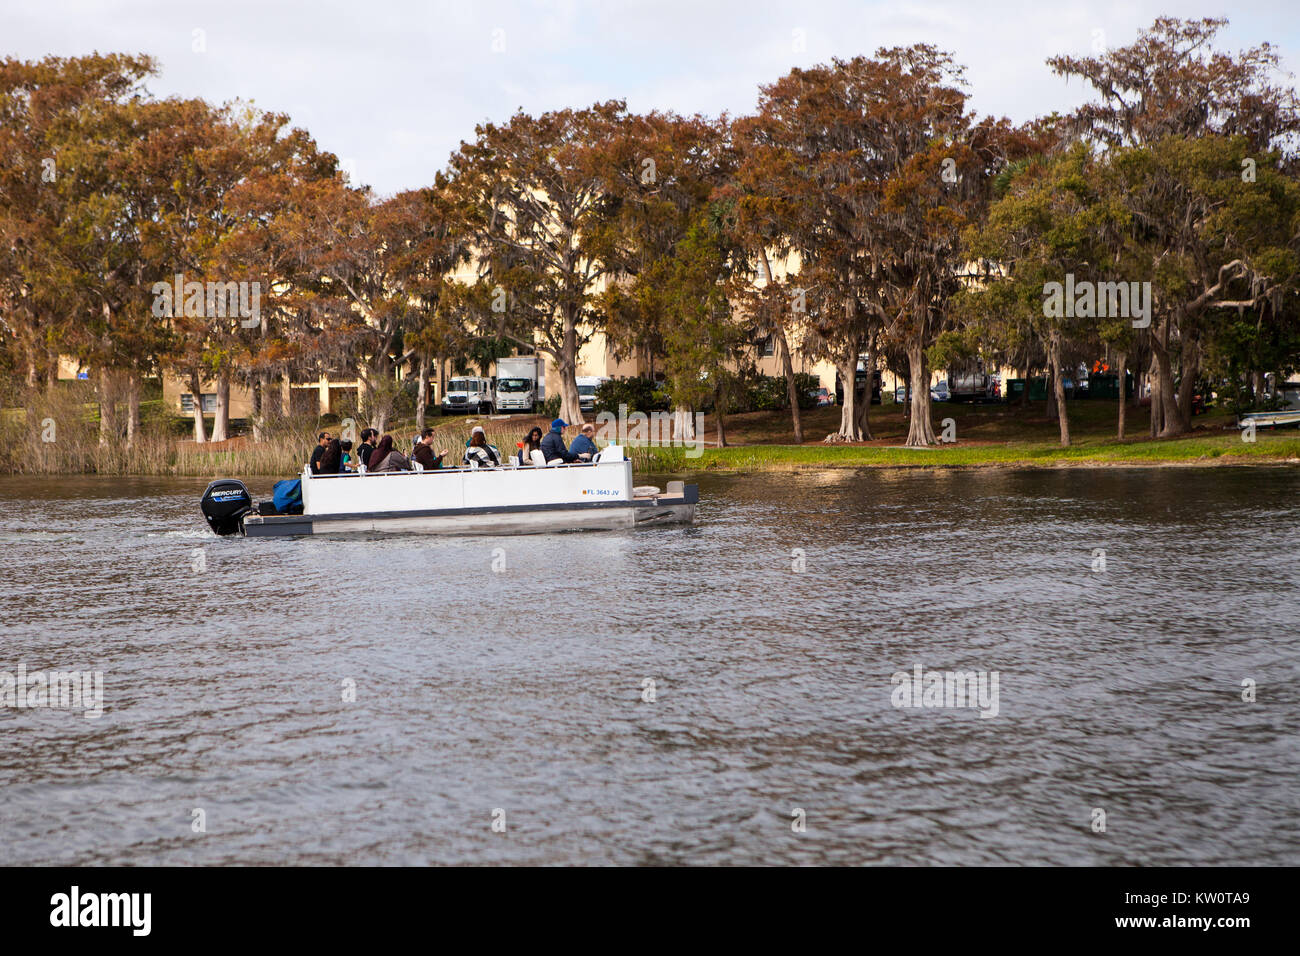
[
  {"x1": 529, "y1": 450, "x2": 547, "y2": 467},
  {"x1": 595, "y1": 445, "x2": 624, "y2": 462}
]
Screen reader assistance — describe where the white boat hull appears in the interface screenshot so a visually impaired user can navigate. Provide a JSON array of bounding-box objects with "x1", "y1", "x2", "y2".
[
  {"x1": 242, "y1": 497, "x2": 696, "y2": 537},
  {"x1": 208, "y1": 445, "x2": 699, "y2": 538}
]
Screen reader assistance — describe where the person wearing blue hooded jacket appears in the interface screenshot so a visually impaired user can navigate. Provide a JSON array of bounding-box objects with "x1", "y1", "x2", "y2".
[{"x1": 540, "y1": 418, "x2": 580, "y2": 463}]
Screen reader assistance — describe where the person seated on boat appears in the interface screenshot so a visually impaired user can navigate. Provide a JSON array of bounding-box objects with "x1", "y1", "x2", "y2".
[
  {"x1": 356, "y1": 428, "x2": 378, "y2": 469},
  {"x1": 318, "y1": 437, "x2": 343, "y2": 474},
  {"x1": 309, "y1": 431, "x2": 332, "y2": 474},
  {"x1": 516, "y1": 426, "x2": 544, "y2": 465},
  {"x1": 368, "y1": 434, "x2": 411, "y2": 472},
  {"x1": 569, "y1": 423, "x2": 599, "y2": 461},
  {"x1": 339, "y1": 439, "x2": 354, "y2": 472},
  {"x1": 412, "y1": 428, "x2": 449, "y2": 471},
  {"x1": 540, "y1": 418, "x2": 580, "y2": 463},
  {"x1": 463, "y1": 426, "x2": 501, "y2": 468}
]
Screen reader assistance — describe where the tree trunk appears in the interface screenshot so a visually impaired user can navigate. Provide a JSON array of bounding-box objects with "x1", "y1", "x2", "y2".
[
  {"x1": 45, "y1": 351, "x2": 58, "y2": 393},
  {"x1": 251, "y1": 374, "x2": 265, "y2": 442},
  {"x1": 1148, "y1": 355, "x2": 1162, "y2": 437},
  {"x1": 672, "y1": 405, "x2": 695, "y2": 442},
  {"x1": 1115, "y1": 352, "x2": 1127, "y2": 440},
  {"x1": 853, "y1": 337, "x2": 875, "y2": 441},
  {"x1": 760, "y1": 247, "x2": 801, "y2": 443},
  {"x1": 1152, "y1": 318, "x2": 1187, "y2": 437},
  {"x1": 125, "y1": 369, "x2": 140, "y2": 447},
  {"x1": 1176, "y1": 342, "x2": 1199, "y2": 427},
  {"x1": 1048, "y1": 334, "x2": 1069, "y2": 446},
  {"x1": 1153, "y1": 346, "x2": 1186, "y2": 437},
  {"x1": 415, "y1": 354, "x2": 430, "y2": 432},
  {"x1": 557, "y1": 360, "x2": 583, "y2": 426},
  {"x1": 715, "y1": 402, "x2": 726, "y2": 448},
  {"x1": 905, "y1": 339, "x2": 936, "y2": 446},
  {"x1": 98, "y1": 367, "x2": 116, "y2": 445},
  {"x1": 189, "y1": 369, "x2": 207, "y2": 443},
  {"x1": 211, "y1": 370, "x2": 230, "y2": 442},
  {"x1": 1045, "y1": 366, "x2": 1057, "y2": 420},
  {"x1": 833, "y1": 345, "x2": 863, "y2": 441},
  {"x1": 774, "y1": 324, "x2": 803, "y2": 444}
]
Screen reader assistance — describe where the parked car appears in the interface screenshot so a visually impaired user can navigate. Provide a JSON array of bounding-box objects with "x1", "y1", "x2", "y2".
[
  {"x1": 809, "y1": 386, "x2": 833, "y2": 407},
  {"x1": 835, "y1": 363, "x2": 882, "y2": 405},
  {"x1": 930, "y1": 380, "x2": 950, "y2": 402}
]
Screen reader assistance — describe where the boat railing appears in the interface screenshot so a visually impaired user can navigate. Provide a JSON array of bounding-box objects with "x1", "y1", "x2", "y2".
[{"x1": 302, "y1": 447, "x2": 626, "y2": 480}]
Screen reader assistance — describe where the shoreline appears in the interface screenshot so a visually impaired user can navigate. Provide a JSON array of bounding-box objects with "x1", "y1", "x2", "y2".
[
  {"x1": 3, "y1": 442, "x2": 1297, "y2": 478},
  {"x1": 3, "y1": 407, "x2": 1298, "y2": 477}
]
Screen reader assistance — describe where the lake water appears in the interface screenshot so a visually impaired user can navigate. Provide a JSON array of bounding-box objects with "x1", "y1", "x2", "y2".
[{"x1": 1, "y1": 466, "x2": 1297, "y2": 865}]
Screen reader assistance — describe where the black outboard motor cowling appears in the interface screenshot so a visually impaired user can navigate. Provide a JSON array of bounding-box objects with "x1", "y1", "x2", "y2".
[{"x1": 201, "y1": 479, "x2": 253, "y2": 536}]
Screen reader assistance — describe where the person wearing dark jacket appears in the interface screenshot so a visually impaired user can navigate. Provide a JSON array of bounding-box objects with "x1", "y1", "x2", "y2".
[
  {"x1": 540, "y1": 418, "x2": 579, "y2": 463},
  {"x1": 569, "y1": 423, "x2": 598, "y2": 461},
  {"x1": 356, "y1": 428, "x2": 378, "y2": 471},
  {"x1": 412, "y1": 428, "x2": 448, "y2": 471},
  {"x1": 309, "y1": 431, "x2": 331, "y2": 474}
]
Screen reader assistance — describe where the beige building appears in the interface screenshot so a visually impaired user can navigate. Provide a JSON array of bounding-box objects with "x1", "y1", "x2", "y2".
[{"x1": 74, "y1": 246, "x2": 997, "y2": 422}]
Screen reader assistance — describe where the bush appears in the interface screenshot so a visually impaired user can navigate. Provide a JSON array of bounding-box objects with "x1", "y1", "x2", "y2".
[
  {"x1": 744, "y1": 374, "x2": 787, "y2": 412},
  {"x1": 727, "y1": 372, "x2": 822, "y2": 413},
  {"x1": 540, "y1": 393, "x2": 561, "y2": 419},
  {"x1": 594, "y1": 376, "x2": 669, "y2": 413},
  {"x1": 793, "y1": 372, "x2": 821, "y2": 409}
]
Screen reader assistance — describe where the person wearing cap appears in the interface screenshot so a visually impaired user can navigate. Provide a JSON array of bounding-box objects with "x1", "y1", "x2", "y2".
[
  {"x1": 540, "y1": 418, "x2": 579, "y2": 463},
  {"x1": 569, "y1": 422, "x2": 598, "y2": 461},
  {"x1": 462, "y1": 425, "x2": 500, "y2": 468}
]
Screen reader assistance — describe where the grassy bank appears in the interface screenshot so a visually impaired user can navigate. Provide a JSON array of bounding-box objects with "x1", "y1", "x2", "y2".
[
  {"x1": 641, "y1": 430, "x2": 1300, "y2": 471},
  {"x1": 640, "y1": 400, "x2": 1300, "y2": 472},
  {"x1": 2, "y1": 395, "x2": 1297, "y2": 476}
]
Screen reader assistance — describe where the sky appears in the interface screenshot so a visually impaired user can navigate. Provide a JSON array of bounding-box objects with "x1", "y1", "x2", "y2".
[{"x1": 3, "y1": 1, "x2": 1297, "y2": 195}]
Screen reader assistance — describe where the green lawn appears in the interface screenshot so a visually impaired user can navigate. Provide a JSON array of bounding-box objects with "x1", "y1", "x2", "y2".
[{"x1": 638, "y1": 400, "x2": 1300, "y2": 471}]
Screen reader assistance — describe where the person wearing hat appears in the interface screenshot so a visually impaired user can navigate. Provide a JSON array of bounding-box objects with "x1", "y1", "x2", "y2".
[
  {"x1": 462, "y1": 425, "x2": 500, "y2": 467},
  {"x1": 540, "y1": 418, "x2": 580, "y2": 463}
]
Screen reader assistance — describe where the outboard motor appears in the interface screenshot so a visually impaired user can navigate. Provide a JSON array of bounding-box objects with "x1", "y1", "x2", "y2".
[{"x1": 200, "y1": 479, "x2": 253, "y2": 536}]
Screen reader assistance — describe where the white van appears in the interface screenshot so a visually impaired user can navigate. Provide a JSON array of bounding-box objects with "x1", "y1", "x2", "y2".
[{"x1": 441, "y1": 376, "x2": 495, "y2": 415}]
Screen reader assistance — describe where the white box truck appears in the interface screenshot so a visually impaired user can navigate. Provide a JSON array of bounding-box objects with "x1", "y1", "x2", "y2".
[
  {"x1": 495, "y1": 356, "x2": 545, "y2": 413},
  {"x1": 441, "y1": 375, "x2": 496, "y2": 415},
  {"x1": 576, "y1": 375, "x2": 608, "y2": 414}
]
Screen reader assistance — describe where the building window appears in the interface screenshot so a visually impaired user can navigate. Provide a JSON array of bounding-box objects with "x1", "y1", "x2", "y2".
[
  {"x1": 757, "y1": 335, "x2": 775, "y2": 356},
  {"x1": 180, "y1": 393, "x2": 218, "y2": 413}
]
